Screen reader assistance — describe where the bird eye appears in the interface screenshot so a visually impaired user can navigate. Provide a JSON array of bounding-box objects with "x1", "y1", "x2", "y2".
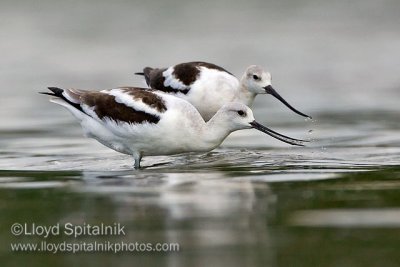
[
  {"x1": 237, "y1": 110, "x2": 245, "y2": 116},
  {"x1": 253, "y1": 74, "x2": 259, "y2": 80}
]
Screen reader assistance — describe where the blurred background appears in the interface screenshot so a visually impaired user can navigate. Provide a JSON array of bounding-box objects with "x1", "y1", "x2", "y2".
[{"x1": 1, "y1": 0, "x2": 400, "y2": 266}]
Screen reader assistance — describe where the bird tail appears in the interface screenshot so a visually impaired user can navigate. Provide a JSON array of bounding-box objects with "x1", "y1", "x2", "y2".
[
  {"x1": 39, "y1": 86, "x2": 64, "y2": 97},
  {"x1": 39, "y1": 87, "x2": 85, "y2": 113},
  {"x1": 134, "y1": 67, "x2": 153, "y2": 76},
  {"x1": 134, "y1": 67, "x2": 154, "y2": 86}
]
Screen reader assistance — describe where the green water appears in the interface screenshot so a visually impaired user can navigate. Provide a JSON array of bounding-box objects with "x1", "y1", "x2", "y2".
[{"x1": 1, "y1": 168, "x2": 400, "y2": 266}]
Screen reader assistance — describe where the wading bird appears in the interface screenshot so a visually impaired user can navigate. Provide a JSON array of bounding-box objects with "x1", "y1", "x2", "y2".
[
  {"x1": 135, "y1": 61, "x2": 311, "y2": 121},
  {"x1": 41, "y1": 87, "x2": 307, "y2": 169}
]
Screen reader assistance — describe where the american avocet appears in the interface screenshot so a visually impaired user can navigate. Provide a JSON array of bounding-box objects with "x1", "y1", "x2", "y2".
[
  {"x1": 41, "y1": 87, "x2": 306, "y2": 169},
  {"x1": 135, "y1": 61, "x2": 311, "y2": 121}
]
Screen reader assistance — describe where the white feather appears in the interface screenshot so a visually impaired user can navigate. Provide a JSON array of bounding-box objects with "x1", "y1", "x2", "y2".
[{"x1": 162, "y1": 67, "x2": 188, "y2": 91}]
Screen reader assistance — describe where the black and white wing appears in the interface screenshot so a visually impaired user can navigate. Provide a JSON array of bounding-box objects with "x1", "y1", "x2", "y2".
[{"x1": 135, "y1": 61, "x2": 234, "y2": 95}]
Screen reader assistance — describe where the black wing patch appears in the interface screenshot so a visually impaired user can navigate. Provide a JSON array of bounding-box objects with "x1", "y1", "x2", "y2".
[
  {"x1": 146, "y1": 68, "x2": 190, "y2": 94},
  {"x1": 82, "y1": 91, "x2": 162, "y2": 124},
  {"x1": 118, "y1": 87, "x2": 167, "y2": 113},
  {"x1": 42, "y1": 87, "x2": 164, "y2": 124},
  {"x1": 138, "y1": 61, "x2": 233, "y2": 95}
]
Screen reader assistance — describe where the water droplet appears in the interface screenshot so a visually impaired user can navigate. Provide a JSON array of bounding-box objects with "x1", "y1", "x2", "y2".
[{"x1": 305, "y1": 118, "x2": 317, "y2": 123}]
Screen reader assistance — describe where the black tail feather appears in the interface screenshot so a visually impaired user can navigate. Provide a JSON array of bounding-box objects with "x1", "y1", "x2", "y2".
[
  {"x1": 40, "y1": 87, "x2": 84, "y2": 113},
  {"x1": 134, "y1": 68, "x2": 153, "y2": 86},
  {"x1": 142, "y1": 67, "x2": 154, "y2": 86},
  {"x1": 39, "y1": 87, "x2": 64, "y2": 97},
  {"x1": 135, "y1": 66, "x2": 154, "y2": 77}
]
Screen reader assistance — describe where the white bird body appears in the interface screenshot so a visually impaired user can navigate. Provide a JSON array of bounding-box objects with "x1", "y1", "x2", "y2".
[
  {"x1": 42, "y1": 87, "x2": 305, "y2": 169},
  {"x1": 137, "y1": 61, "x2": 310, "y2": 121},
  {"x1": 182, "y1": 67, "x2": 245, "y2": 119}
]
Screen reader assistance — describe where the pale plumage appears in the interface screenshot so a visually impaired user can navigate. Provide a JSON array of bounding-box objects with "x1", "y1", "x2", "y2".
[
  {"x1": 41, "y1": 87, "x2": 306, "y2": 169},
  {"x1": 135, "y1": 61, "x2": 311, "y2": 121}
]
